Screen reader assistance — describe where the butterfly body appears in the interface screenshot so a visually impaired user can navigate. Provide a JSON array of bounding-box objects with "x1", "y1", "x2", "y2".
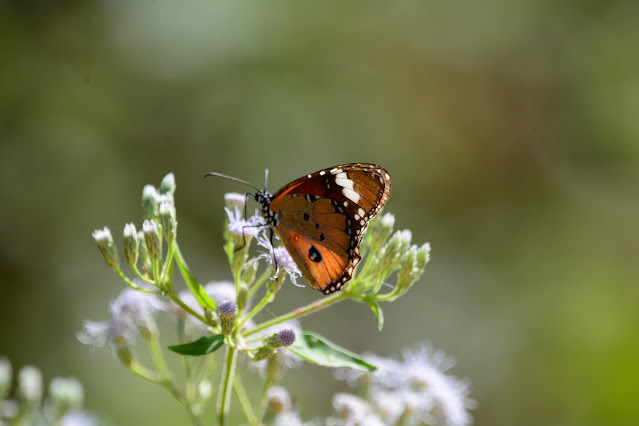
[{"x1": 254, "y1": 163, "x2": 391, "y2": 294}]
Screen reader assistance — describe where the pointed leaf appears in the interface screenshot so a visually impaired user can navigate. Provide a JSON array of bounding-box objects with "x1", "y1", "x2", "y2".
[
  {"x1": 365, "y1": 299, "x2": 384, "y2": 331},
  {"x1": 288, "y1": 332, "x2": 377, "y2": 372},
  {"x1": 168, "y1": 335, "x2": 225, "y2": 356},
  {"x1": 174, "y1": 245, "x2": 216, "y2": 311}
]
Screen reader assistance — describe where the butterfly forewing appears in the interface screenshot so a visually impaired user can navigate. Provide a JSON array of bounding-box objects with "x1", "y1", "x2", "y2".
[{"x1": 267, "y1": 163, "x2": 391, "y2": 294}]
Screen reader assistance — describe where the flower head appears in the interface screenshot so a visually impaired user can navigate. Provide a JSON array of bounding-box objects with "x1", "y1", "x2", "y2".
[
  {"x1": 224, "y1": 192, "x2": 246, "y2": 210},
  {"x1": 335, "y1": 345, "x2": 475, "y2": 426},
  {"x1": 256, "y1": 233, "x2": 302, "y2": 287},
  {"x1": 78, "y1": 288, "x2": 166, "y2": 350},
  {"x1": 225, "y1": 207, "x2": 264, "y2": 247},
  {"x1": 92, "y1": 227, "x2": 119, "y2": 270}
]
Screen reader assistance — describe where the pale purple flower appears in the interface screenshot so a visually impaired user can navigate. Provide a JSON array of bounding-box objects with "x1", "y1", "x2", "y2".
[
  {"x1": 332, "y1": 393, "x2": 385, "y2": 426},
  {"x1": 226, "y1": 207, "x2": 264, "y2": 240},
  {"x1": 400, "y1": 346, "x2": 476, "y2": 426},
  {"x1": 256, "y1": 233, "x2": 302, "y2": 287},
  {"x1": 334, "y1": 345, "x2": 475, "y2": 426},
  {"x1": 78, "y1": 288, "x2": 165, "y2": 349}
]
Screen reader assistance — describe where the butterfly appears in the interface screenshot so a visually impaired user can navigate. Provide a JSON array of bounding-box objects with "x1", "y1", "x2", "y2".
[{"x1": 206, "y1": 163, "x2": 391, "y2": 294}]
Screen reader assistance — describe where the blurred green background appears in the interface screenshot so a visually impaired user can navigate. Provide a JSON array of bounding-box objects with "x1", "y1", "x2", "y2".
[{"x1": 2, "y1": 1, "x2": 639, "y2": 425}]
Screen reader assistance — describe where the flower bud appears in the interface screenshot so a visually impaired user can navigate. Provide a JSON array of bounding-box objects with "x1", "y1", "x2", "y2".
[
  {"x1": 18, "y1": 365, "x2": 42, "y2": 405},
  {"x1": 266, "y1": 352, "x2": 284, "y2": 380},
  {"x1": 159, "y1": 172, "x2": 176, "y2": 195},
  {"x1": 137, "y1": 231, "x2": 152, "y2": 274},
  {"x1": 240, "y1": 260, "x2": 258, "y2": 287},
  {"x1": 142, "y1": 220, "x2": 161, "y2": 261},
  {"x1": 397, "y1": 245, "x2": 418, "y2": 291},
  {"x1": 116, "y1": 345, "x2": 133, "y2": 366},
  {"x1": 142, "y1": 185, "x2": 160, "y2": 220},
  {"x1": 265, "y1": 328, "x2": 296, "y2": 348},
  {"x1": 252, "y1": 346, "x2": 275, "y2": 361},
  {"x1": 224, "y1": 192, "x2": 246, "y2": 210},
  {"x1": 267, "y1": 274, "x2": 284, "y2": 294},
  {"x1": 366, "y1": 212, "x2": 395, "y2": 254},
  {"x1": 219, "y1": 301, "x2": 237, "y2": 335},
  {"x1": 159, "y1": 201, "x2": 177, "y2": 243},
  {"x1": 123, "y1": 223, "x2": 139, "y2": 266},
  {"x1": 92, "y1": 227, "x2": 119, "y2": 270},
  {"x1": 415, "y1": 242, "x2": 431, "y2": 276},
  {"x1": 382, "y1": 229, "x2": 412, "y2": 272},
  {"x1": 49, "y1": 377, "x2": 84, "y2": 414},
  {"x1": 0, "y1": 357, "x2": 12, "y2": 400},
  {"x1": 237, "y1": 284, "x2": 248, "y2": 312}
]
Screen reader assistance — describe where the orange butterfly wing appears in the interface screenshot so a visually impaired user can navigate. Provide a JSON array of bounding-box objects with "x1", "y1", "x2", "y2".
[{"x1": 268, "y1": 163, "x2": 391, "y2": 294}]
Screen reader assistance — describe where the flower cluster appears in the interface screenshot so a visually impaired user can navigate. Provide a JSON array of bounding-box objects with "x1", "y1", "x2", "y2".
[
  {"x1": 0, "y1": 357, "x2": 95, "y2": 426},
  {"x1": 85, "y1": 173, "x2": 473, "y2": 425}
]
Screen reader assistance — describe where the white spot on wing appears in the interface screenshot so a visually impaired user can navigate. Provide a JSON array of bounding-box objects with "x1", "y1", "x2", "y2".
[
  {"x1": 335, "y1": 172, "x2": 354, "y2": 190},
  {"x1": 343, "y1": 201, "x2": 348, "y2": 207},
  {"x1": 385, "y1": 172, "x2": 390, "y2": 179},
  {"x1": 342, "y1": 187, "x2": 360, "y2": 203},
  {"x1": 320, "y1": 171, "x2": 326, "y2": 176},
  {"x1": 357, "y1": 207, "x2": 365, "y2": 217}
]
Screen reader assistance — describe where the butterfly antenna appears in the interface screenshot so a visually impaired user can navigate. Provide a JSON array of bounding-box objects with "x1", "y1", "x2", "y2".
[{"x1": 203, "y1": 172, "x2": 260, "y2": 192}]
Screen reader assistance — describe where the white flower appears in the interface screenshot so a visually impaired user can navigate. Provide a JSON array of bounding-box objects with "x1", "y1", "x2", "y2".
[
  {"x1": 91, "y1": 227, "x2": 112, "y2": 243},
  {"x1": 256, "y1": 233, "x2": 303, "y2": 287},
  {"x1": 400, "y1": 346, "x2": 475, "y2": 426},
  {"x1": 18, "y1": 365, "x2": 42, "y2": 402},
  {"x1": 332, "y1": 393, "x2": 384, "y2": 426},
  {"x1": 226, "y1": 207, "x2": 264, "y2": 240},
  {"x1": 224, "y1": 192, "x2": 246, "y2": 210},
  {"x1": 334, "y1": 345, "x2": 475, "y2": 426},
  {"x1": 78, "y1": 288, "x2": 165, "y2": 349}
]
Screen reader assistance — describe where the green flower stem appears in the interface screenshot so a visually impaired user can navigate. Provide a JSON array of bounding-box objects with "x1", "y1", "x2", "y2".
[
  {"x1": 247, "y1": 267, "x2": 272, "y2": 298},
  {"x1": 237, "y1": 291, "x2": 274, "y2": 329},
  {"x1": 160, "y1": 243, "x2": 176, "y2": 289},
  {"x1": 152, "y1": 259, "x2": 161, "y2": 289},
  {"x1": 254, "y1": 377, "x2": 274, "y2": 425},
  {"x1": 130, "y1": 264, "x2": 156, "y2": 286},
  {"x1": 144, "y1": 337, "x2": 203, "y2": 426},
  {"x1": 243, "y1": 291, "x2": 348, "y2": 337},
  {"x1": 115, "y1": 269, "x2": 161, "y2": 295},
  {"x1": 218, "y1": 345, "x2": 238, "y2": 426},
  {"x1": 233, "y1": 373, "x2": 255, "y2": 424},
  {"x1": 369, "y1": 274, "x2": 389, "y2": 295},
  {"x1": 148, "y1": 332, "x2": 171, "y2": 379},
  {"x1": 168, "y1": 294, "x2": 209, "y2": 326}
]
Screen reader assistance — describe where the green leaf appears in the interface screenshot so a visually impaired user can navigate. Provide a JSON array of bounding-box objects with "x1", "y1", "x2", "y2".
[
  {"x1": 168, "y1": 334, "x2": 225, "y2": 356},
  {"x1": 174, "y1": 244, "x2": 217, "y2": 311},
  {"x1": 365, "y1": 299, "x2": 384, "y2": 331},
  {"x1": 288, "y1": 332, "x2": 377, "y2": 372}
]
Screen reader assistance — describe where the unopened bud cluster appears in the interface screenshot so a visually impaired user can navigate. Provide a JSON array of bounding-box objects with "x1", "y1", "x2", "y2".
[
  {"x1": 347, "y1": 212, "x2": 430, "y2": 301},
  {"x1": 92, "y1": 173, "x2": 179, "y2": 287}
]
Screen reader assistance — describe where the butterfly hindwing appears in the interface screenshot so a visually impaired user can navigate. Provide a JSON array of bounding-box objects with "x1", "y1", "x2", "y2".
[{"x1": 266, "y1": 163, "x2": 391, "y2": 294}]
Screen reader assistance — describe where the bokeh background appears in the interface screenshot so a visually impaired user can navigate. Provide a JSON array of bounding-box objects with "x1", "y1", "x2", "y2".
[{"x1": 2, "y1": 1, "x2": 639, "y2": 425}]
